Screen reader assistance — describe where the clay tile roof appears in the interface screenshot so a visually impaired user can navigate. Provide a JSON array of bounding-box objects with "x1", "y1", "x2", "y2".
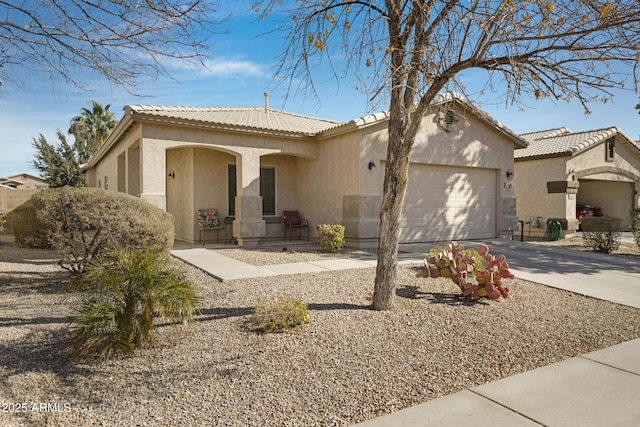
[
  {"x1": 515, "y1": 127, "x2": 634, "y2": 159},
  {"x1": 127, "y1": 105, "x2": 342, "y2": 136}
]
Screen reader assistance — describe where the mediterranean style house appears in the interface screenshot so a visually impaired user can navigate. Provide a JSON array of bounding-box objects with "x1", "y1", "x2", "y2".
[
  {"x1": 515, "y1": 127, "x2": 640, "y2": 235},
  {"x1": 83, "y1": 94, "x2": 527, "y2": 247}
]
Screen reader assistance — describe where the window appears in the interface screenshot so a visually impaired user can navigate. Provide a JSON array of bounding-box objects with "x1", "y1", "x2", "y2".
[
  {"x1": 606, "y1": 138, "x2": 615, "y2": 161},
  {"x1": 260, "y1": 167, "x2": 276, "y2": 216},
  {"x1": 104, "y1": 175, "x2": 109, "y2": 190},
  {"x1": 228, "y1": 164, "x2": 236, "y2": 216},
  {"x1": 228, "y1": 165, "x2": 276, "y2": 216}
]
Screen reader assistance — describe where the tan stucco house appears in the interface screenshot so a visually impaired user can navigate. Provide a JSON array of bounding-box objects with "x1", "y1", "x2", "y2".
[
  {"x1": 0, "y1": 173, "x2": 48, "y2": 190},
  {"x1": 514, "y1": 127, "x2": 640, "y2": 235},
  {"x1": 83, "y1": 95, "x2": 527, "y2": 247}
]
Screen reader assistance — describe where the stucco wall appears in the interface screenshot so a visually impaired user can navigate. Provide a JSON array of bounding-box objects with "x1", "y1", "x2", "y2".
[
  {"x1": 569, "y1": 136, "x2": 640, "y2": 182},
  {"x1": 90, "y1": 123, "x2": 142, "y2": 191},
  {"x1": 166, "y1": 147, "x2": 195, "y2": 241},
  {"x1": 0, "y1": 188, "x2": 41, "y2": 233},
  {"x1": 296, "y1": 130, "x2": 361, "y2": 236},
  {"x1": 514, "y1": 156, "x2": 568, "y2": 227}
]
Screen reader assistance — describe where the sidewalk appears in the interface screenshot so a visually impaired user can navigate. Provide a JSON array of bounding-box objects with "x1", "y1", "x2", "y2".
[
  {"x1": 354, "y1": 338, "x2": 640, "y2": 427},
  {"x1": 171, "y1": 239, "x2": 640, "y2": 427}
]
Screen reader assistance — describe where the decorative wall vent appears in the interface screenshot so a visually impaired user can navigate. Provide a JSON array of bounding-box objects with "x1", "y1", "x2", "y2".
[{"x1": 437, "y1": 106, "x2": 459, "y2": 132}]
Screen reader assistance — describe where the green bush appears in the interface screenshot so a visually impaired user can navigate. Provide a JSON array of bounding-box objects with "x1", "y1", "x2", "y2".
[
  {"x1": 68, "y1": 246, "x2": 200, "y2": 360},
  {"x1": 631, "y1": 208, "x2": 640, "y2": 250},
  {"x1": 581, "y1": 216, "x2": 622, "y2": 254},
  {"x1": 13, "y1": 200, "x2": 51, "y2": 248},
  {"x1": 250, "y1": 296, "x2": 309, "y2": 333},
  {"x1": 316, "y1": 224, "x2": 345, "y2": 253},
  {"x1": 31, "y1": 187, "x2": 174, "y2": 273}
]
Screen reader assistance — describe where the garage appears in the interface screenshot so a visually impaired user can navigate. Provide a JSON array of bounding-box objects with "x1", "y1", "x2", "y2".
[
  {"x1": 578, "y1": 179, "x2": 635, "y2": 230},
  {"x1": 400, "y1": 164, "x2": 497, "y2": 242}
]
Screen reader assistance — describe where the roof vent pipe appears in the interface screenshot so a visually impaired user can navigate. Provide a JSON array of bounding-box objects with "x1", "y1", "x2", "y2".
[{"x1": 264, "y1": 92, "x2": 269, "y2": 113}]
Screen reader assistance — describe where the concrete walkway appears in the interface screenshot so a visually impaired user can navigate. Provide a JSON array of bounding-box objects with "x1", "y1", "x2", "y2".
[
  {"x1": 171, "y1": 240, "x2": 420, "y2": 282},
  {"x1": 171, "y1": 239, "x2": 640, "y2": 427}
]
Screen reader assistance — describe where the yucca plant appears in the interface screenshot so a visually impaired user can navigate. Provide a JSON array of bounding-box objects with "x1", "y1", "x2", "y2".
[{"x1": 68, "y1": 246, "x2": 200, "y2": 360}]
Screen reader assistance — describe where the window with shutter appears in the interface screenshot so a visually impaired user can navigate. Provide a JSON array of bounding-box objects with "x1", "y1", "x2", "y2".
[
  {"x1": 227, "y1": 165, "x2": 276, "y2": 216},
  {"x1": 260, "y1": 167, "x2": 276, "y2": 216}
]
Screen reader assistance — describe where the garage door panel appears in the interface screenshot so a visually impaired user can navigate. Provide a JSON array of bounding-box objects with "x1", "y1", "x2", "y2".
[
  {"x1": 405, "y1": 195, "x2": 449, "y2": 208},
  {"x1": 400, "y1": 164, "x2": 496, "y2": 243}
]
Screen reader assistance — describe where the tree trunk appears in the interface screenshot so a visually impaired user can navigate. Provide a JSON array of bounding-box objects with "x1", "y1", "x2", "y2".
[
  {"x1": 372, "y1": 0, "x2": 415, "y2": 311},
  {"x1": 372, "y1": 119, "x2": 411, "y2": 310}
]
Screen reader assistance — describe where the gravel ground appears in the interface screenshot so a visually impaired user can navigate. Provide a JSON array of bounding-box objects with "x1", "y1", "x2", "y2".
[
  {"x1": 2, "y1": 235, "x2": 640, "y2": 426},
  {"x1": 214, "y1": 244, "x2": 378, "y2": 266}
]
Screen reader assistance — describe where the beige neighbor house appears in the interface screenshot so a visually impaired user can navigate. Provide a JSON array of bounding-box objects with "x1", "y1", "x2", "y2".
[
  {"x1": 83, "y1": 95, "x2": 527, "y2": 247},
  {"x1": 0, "y1": 173, "x2": 48, "y2": 190},
  {"x1": 514, "y1": 127, "x2": 640, "y2": 236},
  {"x1": 0, "y1": 173, "x2": 48, "y2": 232}
]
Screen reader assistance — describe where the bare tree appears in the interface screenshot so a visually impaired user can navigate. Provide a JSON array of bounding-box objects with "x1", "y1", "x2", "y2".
[
  {"x1": 0, "y1": 0, "x2": 222, "y2": 92},
  {"x1": 254, "y1": 0, "x2": 640, "y2": 310}
]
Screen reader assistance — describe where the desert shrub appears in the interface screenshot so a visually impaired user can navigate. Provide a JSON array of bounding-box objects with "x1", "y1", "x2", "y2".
[
  {"x1": 316, "y1": 224, "x2": 345, "y2": 253},
  {"x1": 631, "y1": 208, "x2": 640, "y2": 250},
  {"x1": 68, "y1": 246, "x2": 200, "y2": 360},
  {"x1": 31, "y1": 187, "x2": 174, "y2": 273},
  {"x1": 581, "y1": 216, "x2": 622, "y2": 254},
  {"x1": 417, "y1": 241, "x2": 513, "y2": 300},
  {"x1": 250, "y1": 296, "x2": 309, "y2": 333},
  {"x1": 12, "y1": 200, "x2": 51, "y2": 248}
]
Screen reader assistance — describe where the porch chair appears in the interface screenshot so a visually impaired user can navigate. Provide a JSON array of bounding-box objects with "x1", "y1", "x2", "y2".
[
  {"x1": 283, "y1": 210, "x2": 309, "y2": 241},
  {"x1": 196, "y1": 209, "x2": 226, "y2": 246}
]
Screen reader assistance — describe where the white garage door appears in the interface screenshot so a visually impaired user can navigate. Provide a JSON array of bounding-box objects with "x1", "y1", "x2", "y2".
[{"x1": 400, "y1": 164, "x2": 497, "y2": 243}]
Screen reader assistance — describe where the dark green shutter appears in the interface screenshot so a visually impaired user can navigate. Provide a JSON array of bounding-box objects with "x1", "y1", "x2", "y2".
[
  {"x1": 260, "y1": 167, "x2": 276, "y2": 215},
  {"x1": 228, "y1": 164, "x2": 236, "y2": 216}
]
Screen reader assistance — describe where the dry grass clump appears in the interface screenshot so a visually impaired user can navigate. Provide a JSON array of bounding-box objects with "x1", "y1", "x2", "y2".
[{"x1": 250, "y1": 296, "x2": 309, "y2": 333}]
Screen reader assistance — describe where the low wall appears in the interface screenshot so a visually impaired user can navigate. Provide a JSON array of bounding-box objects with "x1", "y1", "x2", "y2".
[{"x1": 1, "y1": 189, "x2": 41, "y2": 233}]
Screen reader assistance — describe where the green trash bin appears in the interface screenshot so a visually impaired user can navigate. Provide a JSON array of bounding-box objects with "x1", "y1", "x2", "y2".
[{"x1": 545, "y1": 220, "x2": 562, "y2": 241}]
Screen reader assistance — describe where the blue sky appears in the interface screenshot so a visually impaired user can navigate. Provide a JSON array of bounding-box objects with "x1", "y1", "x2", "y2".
[{"x1": 1, "y1": 2, "x2": 639, "y2": 177}]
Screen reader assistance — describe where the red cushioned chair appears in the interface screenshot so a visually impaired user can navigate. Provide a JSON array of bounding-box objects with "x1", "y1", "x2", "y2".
[{"x1": 283, "y1": 210, "x2": 309, "y2": 241}]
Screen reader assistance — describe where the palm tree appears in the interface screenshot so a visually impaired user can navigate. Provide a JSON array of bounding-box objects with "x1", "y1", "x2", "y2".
[
  {"x1": 68, "y1": 247, "x2": 201, "y2": 360},
  {"x1": 69, "y1": 100, "x2": 117, "y2": 163}
]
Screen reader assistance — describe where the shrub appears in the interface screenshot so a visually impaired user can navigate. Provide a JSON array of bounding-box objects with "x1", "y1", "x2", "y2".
[
  {"x1": 631, "y1": 208, "x2": 640, "y2": 250},
  {"x1": 250, "y1": 296, "x2": 309, "y2": 333},
  {"x1": 68, "y1": 246, "x2": 200, "y2": 360},
  {"x1": 316, "y1": 224, "x2": 345, "y2": 253},
  {"x1": 31, "y1": 187, "x2": 174, "y2": 273},
  {"x1": 417, "y1": 241, "x2": 513, "y2": 300},
  {"x1": 581, "y1": 216, "x2": 622, "y2": 254},
  {"x1": 0, "y1": 212, "x2": 4, "y2": 234},
  {"x1": 13, "y1": 200, "x2": 51, "y2": 248}
]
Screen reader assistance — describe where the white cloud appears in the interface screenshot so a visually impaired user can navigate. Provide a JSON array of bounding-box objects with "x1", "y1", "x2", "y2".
[
  {"x1": 160, "y1": 56, "x2": 266, "y2": 80},
  {"x1": 202, "y1": 58, "x2": 264, "y2": 78}
]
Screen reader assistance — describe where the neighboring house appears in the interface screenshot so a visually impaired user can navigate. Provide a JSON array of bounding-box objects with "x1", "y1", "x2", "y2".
[
  {"x1": 0, "y1": 173, "x2": 48, "y2": 190},
  {"x1": 0, "y1": 173, "x2": 48, "y2": 233},
  {"x1": 83, "y1": 95, "x2": 527, "y2": 247},
  {"x1": 514, "y1": 127, "x2": 640, "y2": 235}
]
